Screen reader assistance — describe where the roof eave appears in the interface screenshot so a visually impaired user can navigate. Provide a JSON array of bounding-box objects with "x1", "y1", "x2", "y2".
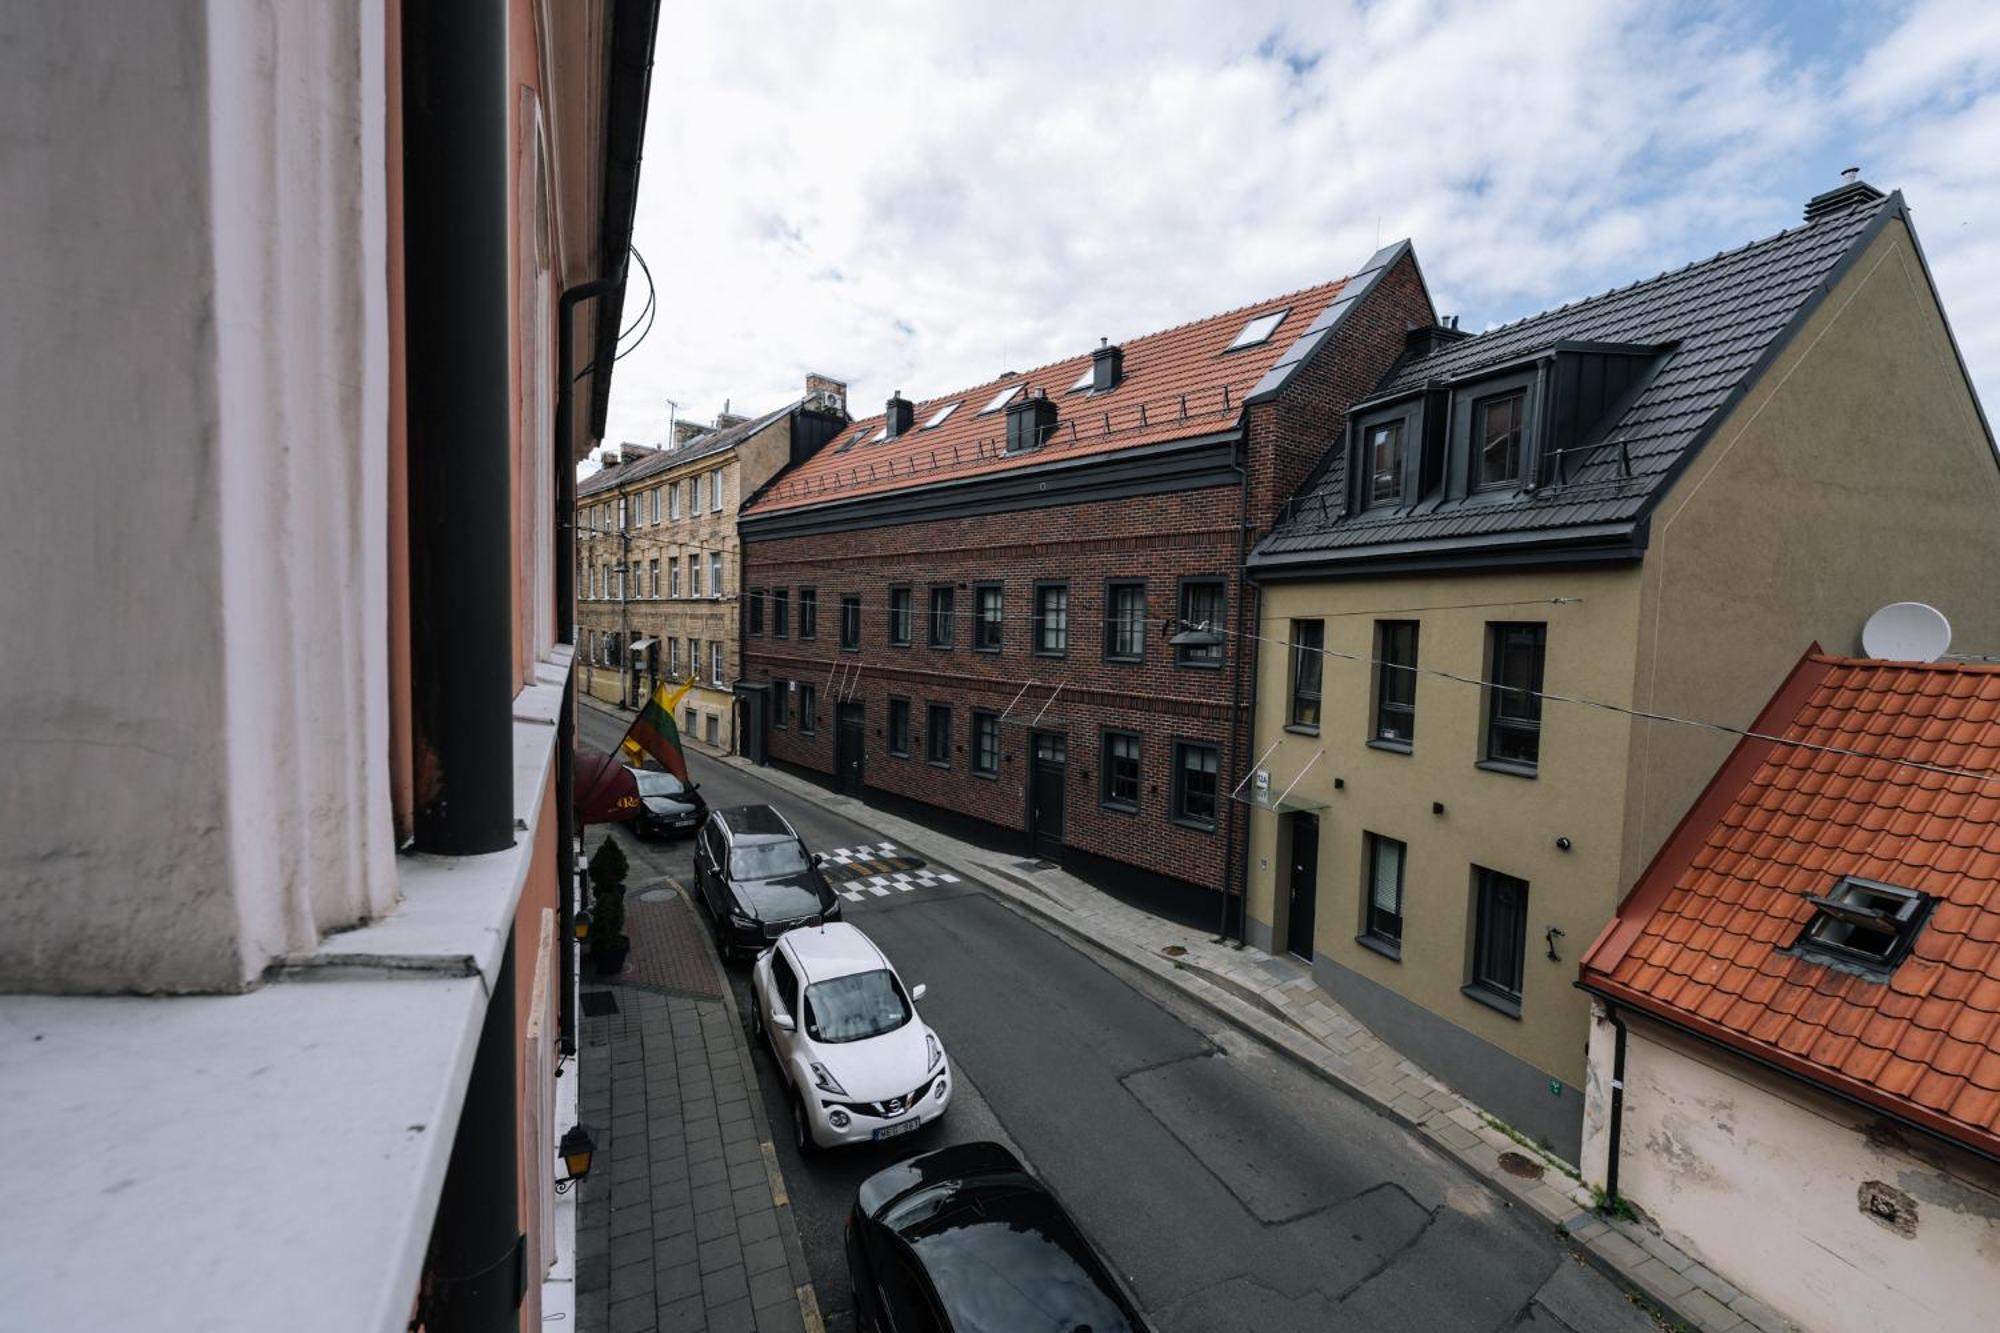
[{"x1": 1246, "y1": 519, "x2": 1646, "y2": 580}]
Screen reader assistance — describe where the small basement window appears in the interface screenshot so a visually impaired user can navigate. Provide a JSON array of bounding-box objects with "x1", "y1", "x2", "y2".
[
  {"x1": 922, "y1": 401, "x2": 961, "y2": 430},
  {"x1": 1226, "y1": 307, "x2": 1290, "y2": 351},
  {"x1": 1793, "y1": 877, "x2": 1932, "y2": 973},
  {"x1": 979, "y1": 384, "x2": 1020, "y2": 415}
]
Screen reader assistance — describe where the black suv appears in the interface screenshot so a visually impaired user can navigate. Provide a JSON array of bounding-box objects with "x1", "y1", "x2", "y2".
[
  {"x1": 692, "y1": 805, "x2": 841, "y2": 962},
  {"x1": 847, "y1": 1140, "x2": 1149, "y2": 1333}
]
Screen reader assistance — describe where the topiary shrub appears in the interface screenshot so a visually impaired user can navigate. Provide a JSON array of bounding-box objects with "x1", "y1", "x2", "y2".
[{"x1": 588, "y1": 835, "x2": 629, "y2": 894}]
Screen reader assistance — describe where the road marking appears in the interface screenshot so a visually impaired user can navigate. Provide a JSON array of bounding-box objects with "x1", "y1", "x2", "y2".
[
  {"x1": 839, "y1": 867, "x2": 961, "y2": 902},
  {"x1": 762, "y1": 1139, "x2": 787, "y2": 1207}
]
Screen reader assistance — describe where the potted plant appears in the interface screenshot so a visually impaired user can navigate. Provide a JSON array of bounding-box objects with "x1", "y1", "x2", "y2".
[{"x1": 588, "y1": 836, "x2": 632, "y2": 975}]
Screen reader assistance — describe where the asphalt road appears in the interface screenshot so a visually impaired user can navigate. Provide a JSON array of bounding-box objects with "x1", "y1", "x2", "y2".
[{"x1": 579, "y1": 706, "x2": 1657, "y2": 1333}]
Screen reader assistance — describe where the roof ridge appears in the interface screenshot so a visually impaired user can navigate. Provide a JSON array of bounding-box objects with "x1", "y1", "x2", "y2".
[
  {"x1": 853, "y1": 275, "x2": 1352, "y2": 422},
  {"x1": 1814, "y1": 654, "x2": 2000, "y2": 675}
]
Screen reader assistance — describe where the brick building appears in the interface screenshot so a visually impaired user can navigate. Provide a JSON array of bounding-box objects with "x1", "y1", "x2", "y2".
[
  {"x1": 575, "y1": 376, "x2": 847, "y2": 746},
  {"x1": 738, "y1": 245, "x2": 1434, "y2": 923}
]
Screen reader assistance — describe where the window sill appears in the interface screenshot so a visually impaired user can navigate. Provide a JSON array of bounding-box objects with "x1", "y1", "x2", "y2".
[
  {"x1": 1103, "y1": 655, "x2": 1143, "y2": 666},
  {"x1": 1174, "y1": 659, "x2": 1225, "y2": 671},
  {"x1": 1285, "y1": 724, "x2": 1321, "y2": 737},
  {"x1": 1461, "y1": 983, "x2": 1522, "y2": 1019},
  {"x1": 889, "y1": 640, "x2": 911, "y2": 649},
  {"x1": 1367, "y1": 738, "x2": 1413, "y2": 755},
  {"x1": 1033, "y1": 650, "x2": 1068, "y2": 660},
  {"x1": 974, "y1": 645, "x2": 1001, "y2": 655},
  {"x1": 1170, "y1": 816, "x2": 1218, "y2": 833},
  {"x1": 888, "y1": 749, "x2": 910, "y2": 760},
  {"x1": 1100, "y1": 801, "x2": 1138, "y2": 816},
  {"x1": 1475, "y1": 758, "x2": 1539, "y2": 779},
  {"x1": 1355, "y1": 933, "x2": 1402, "y2": 962},
  {"x1": 927, "y1": 760, "x2": 951, "y2": 770},
  {"x1": 971, "y1": 769, "x2": 999, "y2": 782}
]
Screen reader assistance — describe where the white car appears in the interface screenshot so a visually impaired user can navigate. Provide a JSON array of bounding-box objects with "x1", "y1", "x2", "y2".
[{"x1": 750, "y1": 921, "x2": 952, "y2": 1152}]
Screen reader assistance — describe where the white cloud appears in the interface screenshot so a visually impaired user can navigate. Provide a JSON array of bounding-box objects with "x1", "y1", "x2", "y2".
[{"x1": 604, "y1": 0, "x2": 2000, "y2": 445}]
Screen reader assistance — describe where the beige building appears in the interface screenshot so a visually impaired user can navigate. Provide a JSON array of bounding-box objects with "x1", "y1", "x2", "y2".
[
  {"x1": 577, "y1": 377, "x2": 848, "y2": 746},
  {"x1": 1240, "y1": 179, "x2": 2000, "y2": 1159},
  {"x1": 1579, "y1": 654, "x2": 2000, "y2": 1333}
]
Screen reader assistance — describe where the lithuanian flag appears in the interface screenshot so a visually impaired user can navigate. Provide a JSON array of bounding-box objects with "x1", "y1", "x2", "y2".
[{"x1": 621, "y1": 675, "x2": 695, "y2": 780}]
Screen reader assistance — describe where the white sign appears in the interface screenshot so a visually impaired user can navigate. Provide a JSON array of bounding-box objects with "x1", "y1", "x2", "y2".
[{"x1": 1253, "y1": 768, "x2": 1270, "y2": 791}]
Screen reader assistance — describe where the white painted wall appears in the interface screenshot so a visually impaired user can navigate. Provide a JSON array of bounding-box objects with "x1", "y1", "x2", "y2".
[
  {"x1": 1584, "y1": 1007, "x2": 2000, "y2": 1333},
  {"x1": 0, "y1": 1, "x2": 395, "y2": 993}
]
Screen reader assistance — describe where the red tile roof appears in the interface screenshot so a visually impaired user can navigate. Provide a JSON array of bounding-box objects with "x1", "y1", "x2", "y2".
[
  {"x1": 744, "y1": 278, "x2": 1351, "y2": 514},
  {"x1": 1580, "y1": 653, "x2": 2000, "y2": 1158}
]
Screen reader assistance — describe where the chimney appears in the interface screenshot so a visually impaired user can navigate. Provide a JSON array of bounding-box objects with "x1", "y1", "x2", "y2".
[
  {"x1": 1405, "y1": 318, "x2": 1472, "y2": 359},
  {"x1": 1804, "y1": 167, "x2": 1885, "y2": 224},
  {"x1": 713, "y1": 398, "x2": 748, "y2": 430},
  {"x1": 671, "y1": 420, "x2": 711, "y2": 449},
  {"x1": 1091, "y1": 337, "x2": 1124, "y2": 393},
  {"x1": 804, "y1": 372, "x2": 847, "y2": 416},
  {"x1": 885, "y1": 391, "x2": 915, "y2": 439},
  {"x1": 1005, "y1": 388, "x2": 1058, "y2": 454}
]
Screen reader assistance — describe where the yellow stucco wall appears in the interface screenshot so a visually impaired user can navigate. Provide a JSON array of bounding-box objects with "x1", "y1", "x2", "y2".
[
  {"x1": 1247, "y1": 566, "x2": 1644, "y2": 1087},
  {"x1": 1623, "y1": 216, "x2": 2000, "y2": 885}
]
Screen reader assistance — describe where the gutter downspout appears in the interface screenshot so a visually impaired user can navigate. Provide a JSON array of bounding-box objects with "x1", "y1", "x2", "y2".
[
  {"x1": 1603, "y1": 997, "x2": 1629, "y2": 1209},
  {"x1": 1218, "y1": 434, "x2": 1253, "y2": 944}
]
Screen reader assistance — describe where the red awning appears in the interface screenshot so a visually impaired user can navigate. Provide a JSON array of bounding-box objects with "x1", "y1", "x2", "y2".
[{"x1": 574, "y1": 747, "x2": 640, "y2": 825}]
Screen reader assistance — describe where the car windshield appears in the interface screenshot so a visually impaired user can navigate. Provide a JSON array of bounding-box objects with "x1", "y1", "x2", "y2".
[
  {"x1": 729, "y1": 839, "x2": 811, "y2": 880},
  {"x1": 803, "y1": 969, "x2": 910, "y2": 1043},
  {"x1": 633, "y1": 770, "x2": 687, "y2": 797}
]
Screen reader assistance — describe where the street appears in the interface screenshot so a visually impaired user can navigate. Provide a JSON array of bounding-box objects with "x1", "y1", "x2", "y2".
[{"x1": 580, "y1": 705, "x2": 1656, "y2": 1333}]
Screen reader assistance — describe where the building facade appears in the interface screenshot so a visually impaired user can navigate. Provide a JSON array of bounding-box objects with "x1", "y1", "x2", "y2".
[
  {"x1": 0, "y1": 3, "x2": 657, "y2": 1328},
  {"x1": 575, "y1": 379, "x2": 848, "y2": 748},
  {"x1": 1579, "y1": 654, "x2": 2000, "y2": 1333},
  {"x1": 1240, "y1": 181, "x2": 2000, "y2": 1158},
  {"x1": 738, "y1": 246, "x2": 1433, "y2": 923}
]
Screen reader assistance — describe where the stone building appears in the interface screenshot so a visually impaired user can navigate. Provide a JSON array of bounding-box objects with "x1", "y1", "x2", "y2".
[{"x1": 577, "y1": 377, "x2": 847, "y2": 747}]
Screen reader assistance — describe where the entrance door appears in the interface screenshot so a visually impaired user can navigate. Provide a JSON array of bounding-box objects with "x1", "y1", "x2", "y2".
[
  {"x1": 1029, "y1": 732, "x2": 1067, "y2": 861},
  {"x1": 1286, "y1": 811, "x2": 1319, "y2": 960},
  {"x1": 835, "y1": 702, "x2": 865, "y2": 796},
  {"x1": 737, "y1": 686, "x2": 768, "y2": 766}
]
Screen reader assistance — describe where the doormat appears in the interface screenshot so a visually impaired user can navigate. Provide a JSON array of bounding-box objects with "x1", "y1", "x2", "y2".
[{"x1": 580, "y1": 991, "x2": 620, "y2": 1018}]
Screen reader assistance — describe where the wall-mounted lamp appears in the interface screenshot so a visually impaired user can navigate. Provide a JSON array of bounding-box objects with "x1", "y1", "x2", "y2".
[
  {"x1": 1555, "y1": 836, "x2": 1573, "y2": 852},
  {"x1": 1333, "y1": 777, "x2": 1345, "y2": 790},
  {"x1": 573, "y1": 910, "x2": 593, "y2": 942},
  {"x1": 1432, "y1": 800, "x2": 1446, "y2": 816},
  {"x1": 1545, "y1": 926, "x2": 1566, "y2": 961},
  {"x1": 555, "y1": 1124, "x2": 597, "y2": 1193}
]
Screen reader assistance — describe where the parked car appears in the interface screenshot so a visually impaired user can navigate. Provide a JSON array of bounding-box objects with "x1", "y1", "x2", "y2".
[
  {"x1": 846, "y1": 1140, "x2": 1149, "y2": 1333},
  {"x1": 692, "y1": 804, "x2": 841, "y2": 961},
  {"x1": 628, "y1": 765, "x2": 704, "y2": 839},
  {"x1": 751, "y1": 921, "x2": 949, "y2": 1153}
]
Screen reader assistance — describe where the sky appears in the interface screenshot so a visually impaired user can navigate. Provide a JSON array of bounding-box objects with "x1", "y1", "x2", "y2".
[{"x1": 601, "y1": 0, "x2": 2000, "y2": 452}]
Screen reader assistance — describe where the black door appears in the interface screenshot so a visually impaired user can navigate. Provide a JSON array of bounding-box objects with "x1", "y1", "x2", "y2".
[
  {"x1": 1029, "y1": 732, "x2": 1066, "y2": 860},
  {"x1": 836, "y1": 702, "x2": 865, "y2": 796},
  {"x1": 736, "y1": 685, "x2": 768, "y2": 765},
  {"x1": 1286, "y1": 812, "x2": 1319, "y2": 959}
]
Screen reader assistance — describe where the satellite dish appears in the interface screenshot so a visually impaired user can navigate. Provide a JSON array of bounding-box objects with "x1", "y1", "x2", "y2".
[{"x1": 1861, "y1": 602, "x2": 1951, "y2": 663}]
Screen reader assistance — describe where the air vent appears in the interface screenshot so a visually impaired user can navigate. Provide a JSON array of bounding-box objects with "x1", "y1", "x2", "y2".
[
  {"x1": 1092, "y1": 337, "x2": 1124, "y2": 392},
  {"x1": 885, "y1": 392, "x2": 915, "y2": 439}
]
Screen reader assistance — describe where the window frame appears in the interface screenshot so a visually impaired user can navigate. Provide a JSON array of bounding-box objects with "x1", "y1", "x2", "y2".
[
  {"x1": 970, "y1": 711, "x2": 1000, "y2": 778},
  {"x1": 709, "y1": 551, "x2": 723, "y2": 598},
  {"x1": 927, "y1": 585, "x2": 955, "y2": 649},
  {"x1": 748, "y1": 587, "x2": 764, "y2": 635},
  {"x1": 799, "y1": 683, "x2": 817, "y2": 736},
  {"x1": 710, "y1": 641, "x2": 724, "y2": 687},
  {"x1": 770, "y1": 587, "x2": 790, "y2": 639},
  {"x1": 1790, "y1": 877, "x2": 1934, "y2": 975},
  {"x1": 772, "y1": 678, "x2": 789, "y2": 729},
  {"x1": 1371, "y1": 620, "x2": 1419, "y2": 752},
  {"x1": 1099, "y1": 729, "x2": 1141, "y2": 814},
  {"x1": 1466, "y1": 866, "x2": 1529, "y2": 1015},
  {"x1": 688, "y1": 551, "x2": 703, "y2": 598},
  {"x1": 797, "y1": 587, "x2": 818, "y2": 640},
  {"x1": 1175, "y1": 577, "x2": 1227, "y2": 669},
  {"x1": 887, "y1": 698, "x2": 912, "y2": 758},
  {"x1": 710, "y1": 469, "x2": 723, "y2": 511},
  {"x1": 1170, "y1": 739, "x2": 1221, "y2": 831},
  {"x1": 1359, "y1": 833, "x2": 1406, "y2": 958},
  {"x1": 1473, "y1": 388, "x2": 1528, "y2": 493},
  {"x1": 1103, "y1": 579, "x2": 1147, "y2": 664},
  {"x1": 973, "y1": 582, "x2": 1004, "y2": 654},
  {"x1": 888, "y1": 586, "x2": 913, "y2": 647},
  {"x1": 839, "y1": 594, "x2": 862, "y2": 651},
  {"x1": 925, "y1": 703, "x2": 952, "y2": 767},
  {"x1": 1032, "y1": 581, "x2": 1070, "y2": 658},
  {"x1": 1481, "y1": 622, "x2": 1546, "y2": 776},
  {"x1": 1445, "y1": 368, "x2": 1540, "y2": 502},
  {"x1": 1287, "y1": 619, "x2": 1323, "y2": 733}
]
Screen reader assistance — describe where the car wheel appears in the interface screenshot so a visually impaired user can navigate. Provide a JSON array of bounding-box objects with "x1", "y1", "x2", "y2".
[
  {"x1": 791, "y1": 1090, "x2": 817, "y2": 1156},
  {"x1": 749, "y1": 994, "x2": 764, "y2": 1043}
]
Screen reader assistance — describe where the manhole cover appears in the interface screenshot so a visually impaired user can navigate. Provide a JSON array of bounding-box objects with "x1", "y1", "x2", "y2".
[
  {"x1": 1161, "y1": 945, "x2": 1188, "y2": 958},
  {"x1": 1498, "y1": 1151, "x2": 1545, "y2": 1181},
  {"x1": 637, "y1": 887, "x2": 675, "y2": 902},
  {"x1": 581, "y1": 991, "x2": 620, "y2": 1018}
]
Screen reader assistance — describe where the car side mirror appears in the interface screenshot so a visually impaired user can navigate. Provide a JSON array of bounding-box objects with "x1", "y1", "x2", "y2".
[
  {"x1": 909, "y1": 983, "x2": 927, "y2": 1002},
  {"x1": 811, "y1": 852, "x2": 824, "y2": 868},
  {"x1": 772, "y1": 1012, "x2": 796, "y2": 1032}
]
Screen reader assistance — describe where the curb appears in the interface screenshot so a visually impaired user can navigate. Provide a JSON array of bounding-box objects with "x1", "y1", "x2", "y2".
[{"x1": 696, "y1": 750, "x2": 1737, "y2": 1333}]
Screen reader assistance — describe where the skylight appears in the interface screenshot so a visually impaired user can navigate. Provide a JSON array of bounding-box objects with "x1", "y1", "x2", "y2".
[
  {"x1": 922, "y1": 401, "x2": 961, "y2": 430},
  {"x1": 979, "y1": 384, "x2": 1020, "y2": 415},
  {"x1": 1070, "y1": 366, "x2": 1095, "y2": 393},
  {"x1": 1226, "y1": 307, "x2": 1291, "y2": 351},
  {"x1": 1793, "y1": 877, "x2": 1932, "y2": 974},
  {"x1": 869, "y1": 427, "x2": 888, "y2": 444}
]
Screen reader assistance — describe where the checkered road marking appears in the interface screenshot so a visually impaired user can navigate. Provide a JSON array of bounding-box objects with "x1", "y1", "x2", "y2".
[
  {"x1": 822, "y1": 842, "x2": 900, "y2": 865},
  {"x1": 818, "y1": 842, "x2": 963, "y2": 901},
  {"x1": 838, "y1": 866, "x2": 963, "y2": 902}
]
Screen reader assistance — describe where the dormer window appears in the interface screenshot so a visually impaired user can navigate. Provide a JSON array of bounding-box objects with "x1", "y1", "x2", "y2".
[
  {"x1": 1226, "y1": 308, "x2": 1290, "y2": 351},
  {"x1": 1475, "y1": 391, "x2": 1526, "y2": 489},
  {"x1": 1794, "y1": 877, "x2": 1932, "y2": 974},
  {"x1": 1366, "y1": 420, "x2": 1406, "y2": 507},
  {"x1": 979, "y1": 384, "x2": 1020, "y2": 415}
]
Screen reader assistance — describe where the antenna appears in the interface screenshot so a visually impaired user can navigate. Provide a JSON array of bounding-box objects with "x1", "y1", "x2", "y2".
[{"x1": 1860, "y1": 602, "x2": 1951, "y2": 663}]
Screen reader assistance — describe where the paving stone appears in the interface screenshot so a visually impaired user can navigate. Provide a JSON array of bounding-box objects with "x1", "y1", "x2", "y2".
[
  {"x1": 607, "y1": 1293, "x2": 654, "y2": 1333},
  {"x1": 703, "y1": 1262, "x2": 749, "y2": 1306},
  {"x1": 755, "y1": 1295, "x2": 806, "y2": 1333},
  {"x1": 707, "y1": 1294, "x2": 759, "y2": 1333},
  {"x1": 653, "y1": 1230, "x2": 699, "y2": 1273},
  {"x1": 724, "y1": 1137, "x2": 765, "y2": 1167},
  {"x1": 698, "y1": 1233, "x2": 741, "y2": 1274},
  {"x1": 1592, "y1": 1230, "x2": 1649, "y2": 1270},
  {"x1": 695, "y1": 1205, "x2": 737, "y2": 1242},
  {"x1": 607, "y1": 1203, "x2": 650, "y2": 1241},
  {"x1": 656, "y1": 1293, "x2": 706, "y2": 1333},
  {"x1": 741, "y1": 1234, "x2": 788, "y2": 1277},
  {"x1": 1674, "y1": 1286, "x2": 1744, "y2": 1331},
  {"x1": 608, "y1": 1229, "x2": 651, "y2": 1270},
  {"x1": 735, "y1": 1208, "x2": 779, "y2": 1246},
  {"x1": 728, "y1": 1159, "x2": 769, "y2": 1191},
  {"x1": 1731, "y1": 1295, "x2": 1798, "y2": 1333},
  {"x1": 1628, "y1": 1256, "x2": 1696, "y2": 1302},
  {"x1": 689, "y1": 1156, "x2": 730, "y2": 1188},
  {"x1": 748, "y1": 1264, "x2": 795, "y2": 1311},
  {"x1": 734, "y1": 1182, "x2": 773, "y2": 1215},
  {"x1": 656, "y1": 1257, "x2": 703, "y2": 1302},
  {"x1": 608, "y1": 1258, "x2": 652, "y2": 1304},
  {"x1": 1685, "y1": 1263, "x2": 1742, "y2": 1306},
  {"x1": 1636, "y1": 1227, "x2": 1695, "y2": 1272}
]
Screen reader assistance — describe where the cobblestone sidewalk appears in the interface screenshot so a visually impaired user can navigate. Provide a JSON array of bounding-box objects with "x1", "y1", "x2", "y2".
[
  {"x1": 715, "y1": 750, "x2": 1804, "y2": 1333},
  {"x1": 576, "y1": 977, "x2": 817, "y2": 1333}
]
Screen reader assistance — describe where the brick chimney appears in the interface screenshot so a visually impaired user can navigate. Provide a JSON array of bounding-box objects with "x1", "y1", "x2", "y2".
[
  {"x1": 713, "y1": 398, "x2": 748, "y2": 430},
  {"x1": 804, "y1": 372, "x2": 847, "y2": 416},
  {"x1": 671, "y1": 420, "x2": 711, "y2": 449}
]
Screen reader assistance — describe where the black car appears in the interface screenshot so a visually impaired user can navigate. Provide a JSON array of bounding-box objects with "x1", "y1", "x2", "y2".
[
  {"x1": 846, "y1": 1141, "x2": 1150, "y2": 1333},
  {"x1": 692, "y1": 804, "x2": 842, "y2": 962},
  {"x1": 629, "y1": 765, "x2": 704, "y2": 839}
]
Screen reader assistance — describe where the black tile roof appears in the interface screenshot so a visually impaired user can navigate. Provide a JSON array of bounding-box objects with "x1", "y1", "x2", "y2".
[
  {"x1": 1253, "y1": 191, "x2": 1897, "y2": 570},
  {"x1": 578, "y1": 400, "x2": 798, "y2": 498}
]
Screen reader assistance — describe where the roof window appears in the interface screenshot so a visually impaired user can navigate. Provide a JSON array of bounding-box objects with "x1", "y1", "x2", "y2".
[
  {"x1": 1226, "y1": 307, "x2": 1290, "y2": 351},
  {"x1": 1793, "y1": 877, "x2": 1931, "y2": 974},
  {"x1": 978, "y1": 384, "x2": 1020, "y2": 415},
  {"x1": 922, "y1": 401, "x2": 961, "y2": 430},
  {"x1": 868, "y1": 427, "x2": 888, "y2": 444},
  {"x1": 1069, "y1": 366, "x2": 1095, "y2": 393}
]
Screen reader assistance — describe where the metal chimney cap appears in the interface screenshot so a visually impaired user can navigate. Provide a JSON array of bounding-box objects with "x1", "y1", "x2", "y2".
[{"x1": 1841, "y1": 165, "x2": 1860, "y2": 183}]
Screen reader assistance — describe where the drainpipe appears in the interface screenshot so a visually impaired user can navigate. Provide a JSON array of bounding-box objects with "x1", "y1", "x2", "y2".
[
  {"x1": 1603, "y1": 998, "x2": 1629, "y2": 1209},
  {"x1": 1217, "y1": 439, "x2": 1254, "y2": 944}
]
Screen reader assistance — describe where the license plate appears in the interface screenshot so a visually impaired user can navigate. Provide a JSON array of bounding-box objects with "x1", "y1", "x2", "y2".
[{"x1": 873, "y1": 1117, "x2": 922, "y2": 1142}]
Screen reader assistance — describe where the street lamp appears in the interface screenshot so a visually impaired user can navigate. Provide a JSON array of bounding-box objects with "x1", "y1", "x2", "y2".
[{"x1": 554, "y1": 1123, "x2": 597, "y2": 1193}]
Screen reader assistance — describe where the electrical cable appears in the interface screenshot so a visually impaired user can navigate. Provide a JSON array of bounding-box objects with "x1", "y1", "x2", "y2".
[{"x1": 572, "y1": 245, "x2": 656, "y2": 384}]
